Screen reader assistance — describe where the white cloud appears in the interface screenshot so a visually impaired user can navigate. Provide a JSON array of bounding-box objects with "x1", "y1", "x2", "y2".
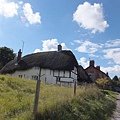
[
  {"x1": 73, "y1": 2, "x2": 109, "y2": 33},
  {"x1": 42, "y1": 39, "x2": 68, "y2": 51},
  {"x1": 23, "y1": 3, "x2": 41, "y2": 24},
  {"x1": 89, "y1": 53, "x2": 99, "y2": 57},
  {"x1": 0, "y1": 0, "x2": 19, "y2": 17},
  {"x1": 42, "y1": 39, "x2": 59, "y2": 51},
  {"x1": 101, "y1": 65, "x2": 120, "y2": 74},
  {"x1": 34, "y1": 49, "x2": 42, "y2": 53},
  {"x1": 105, "y1": 39, "x2": 120, "y2": 48},
  {"x1": 0, "y1": 1, "x2": 41, "y2": 25},
  {"x1": 74, "y1": 40, "x2": 83, "y2": 44},
  {"x1": 77, "y1": 57, "x2": 89, "y2": 68},
  {"x1": 75, "y1": 40, "x2": 102, "y2": 53},
  {"x1": 103, "y1": 48, "x2": 120, "y2": 64},
  {"x1": 19, "y1": 1, "x2": 23, "y2": 5},
  {"x1": 33, "y1": 39, "x2": 68, "y2": 52},
  {"x1": 61, "y1": 43, "x2": 68, "y2": 50}
]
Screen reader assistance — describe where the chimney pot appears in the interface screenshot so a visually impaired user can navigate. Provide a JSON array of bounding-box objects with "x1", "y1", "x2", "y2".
[
  {"x1": 89, "y1": 60, "x2": 94, "y2": 66},
  {"x1": 96, "y1": 66, "x2": 100, "y2": 70},
  {"x1": 58, "y1": 44, "x2": 62, "y2": 51},
  {"x1": 17, "y1": 49, "x2": 22, "y2": 61}
]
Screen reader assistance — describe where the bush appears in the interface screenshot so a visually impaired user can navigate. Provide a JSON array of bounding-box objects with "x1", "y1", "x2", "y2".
[{"x1": 95, "y1": 78, "x2": 110, "y2": 90}]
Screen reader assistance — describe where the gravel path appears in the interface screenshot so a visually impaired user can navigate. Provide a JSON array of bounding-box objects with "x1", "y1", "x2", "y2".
[{"x1": 111, "y1": 94, "x2": 120, "y2": 120}]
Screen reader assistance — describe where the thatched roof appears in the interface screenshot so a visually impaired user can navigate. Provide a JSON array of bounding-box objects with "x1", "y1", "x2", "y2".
[
  {"x1": 0, "y1": 50, "x2": 78, "y2": 74},
  {"x1": 77, "y1": 65, "x2": 92, "y2": 83}
]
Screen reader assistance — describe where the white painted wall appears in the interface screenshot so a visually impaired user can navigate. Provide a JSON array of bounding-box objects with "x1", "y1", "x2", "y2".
[{"x1": 7, "y1": 66, "x2": 77, "y2": 86}]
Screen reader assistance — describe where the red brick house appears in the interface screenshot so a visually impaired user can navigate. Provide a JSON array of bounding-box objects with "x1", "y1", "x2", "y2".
[{"x1": 85, "y1": 60, "x2": 110, "y2": 82}]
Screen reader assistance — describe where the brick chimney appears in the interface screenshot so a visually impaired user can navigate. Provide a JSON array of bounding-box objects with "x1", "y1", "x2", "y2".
[
  {"x1": 17, "y1": 49, "x2": 22, "y2": 61},
  {"x1": 89, "y1": 60, "x2": 94, "y2": 67},
  {"x1": 96, "y1": 66, "x2": 100, "y2": 70},
  {"x1": 58, "y1": 44, "x2": 62, "y2": 51}
]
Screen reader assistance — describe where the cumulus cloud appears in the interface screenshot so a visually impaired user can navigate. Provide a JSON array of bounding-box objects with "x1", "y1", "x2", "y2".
[
  {"x1": 0, "y1": 0, "x2": 41, "y2": 25},
  {"x1": 75, "y1": 40, "x2": 102, "y2": 53},
  {"x1": 73, "y1": 2, "x2": 109, "y2": 33},
  {"x1": 42, "y1": 39, "x2": 68, "y2": 51},
  {"x1": 77, "y1": 57, "x2": 89, "y2": 68},
  {"x1": 42, "y1": 39, "x2": 58, "y2": 51},
  {"x1": 34, "y1": 39, "x2": 68, "y2": 53},
  {"x1": 23, "y1": 3, "x2": 41, "y2": 24},
  {"x1": 103, "y1": 48, "x2": 120, "y2": 64},
  {"x1": 0, "y1": 0, "x2": 19, "y2": 17},
  {"x1": 101, "y1": 65, "x2": 120, "y2": 74}
]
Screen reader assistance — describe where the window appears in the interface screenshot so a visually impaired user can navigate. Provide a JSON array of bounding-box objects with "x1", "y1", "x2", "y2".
[
  {"x1": 56, "y1": 77, "x2": 60, "y2": 82},
  {"x1": 18, "y1": 75, "x2": 22, "y2": 78},
  {"x1": 32, "y1": 75, "x2": 38, "y2": 80}
]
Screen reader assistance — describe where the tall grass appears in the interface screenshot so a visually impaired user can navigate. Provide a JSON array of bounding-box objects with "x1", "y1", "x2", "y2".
[
  {"x1": 0, "y1": 75, "x2": 36, "y2": 120},
  {"x1": 36, "y1": 84, "x2": 116, "y2": 120},
  {"x1": 0, "y1": 75, "x2": 117, "y2": 120}
]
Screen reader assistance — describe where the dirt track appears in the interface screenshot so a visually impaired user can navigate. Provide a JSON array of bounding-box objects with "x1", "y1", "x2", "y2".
[{"x1": 111, "y1": 94, "x2": 120, "y2": 120}]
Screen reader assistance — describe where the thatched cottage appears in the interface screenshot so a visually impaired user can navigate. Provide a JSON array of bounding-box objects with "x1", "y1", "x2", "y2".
[
  {"x1": 0, "y1": 45, "x2": 79, "y2": 86},
  {"x1": 78, "y1": 65, "x2": 92, "y2": 84},
  {"x1": 0, "y1": 45, "x2": 92, "y2": 86}
]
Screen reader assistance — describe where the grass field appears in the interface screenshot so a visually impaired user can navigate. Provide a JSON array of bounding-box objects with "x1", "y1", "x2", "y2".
[{"x1": 0, "y1": 75, "x2": 117, "y2": 120}]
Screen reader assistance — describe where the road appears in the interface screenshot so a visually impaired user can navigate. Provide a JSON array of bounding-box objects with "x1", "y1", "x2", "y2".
[{"x1": 111, "y1": 94, "x2": 120, "y2": 120}]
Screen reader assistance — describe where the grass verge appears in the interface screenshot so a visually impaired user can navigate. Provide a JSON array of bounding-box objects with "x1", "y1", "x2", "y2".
[{"x1": 0, "y1": 75, "x2": 117, "y2": 120}]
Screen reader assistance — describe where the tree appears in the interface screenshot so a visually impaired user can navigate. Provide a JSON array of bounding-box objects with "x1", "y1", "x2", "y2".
[
  {"x1": 112, "y1": 75, "x2": 119, "y2": 81},
  {"x1": 95, "y1": 78, "x2": 109, "y2": 89},
  {"x1": 0, "y1": 46, "x2": 16, "y2": 69}
]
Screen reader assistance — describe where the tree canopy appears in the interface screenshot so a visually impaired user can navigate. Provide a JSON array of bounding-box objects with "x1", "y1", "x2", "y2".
[{"x1": 0, "y1": 46, "x2": 16, "y2": 69}]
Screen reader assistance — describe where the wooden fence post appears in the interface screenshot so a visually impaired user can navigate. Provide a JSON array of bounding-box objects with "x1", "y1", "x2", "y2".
[
  {"x1": 74, "y1": 80, "x2": 77, "y2": 96},
  {"x1": 33, "y1": 68, "x2": 41, "y2": 115}
]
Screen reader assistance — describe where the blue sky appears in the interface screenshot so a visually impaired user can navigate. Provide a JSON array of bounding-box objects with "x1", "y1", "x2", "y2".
[{"x1": 0, "y1": 0, "x2": 120, "y2": 78}]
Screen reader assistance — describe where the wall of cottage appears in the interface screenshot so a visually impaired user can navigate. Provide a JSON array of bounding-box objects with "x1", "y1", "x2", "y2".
[{"x1": 8, "y1": 66, "x2": 77, "y2": 87}]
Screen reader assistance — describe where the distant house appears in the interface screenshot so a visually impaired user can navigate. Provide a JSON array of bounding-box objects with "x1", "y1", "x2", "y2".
[
  {"x1": 85, "y1": 60, "x2": 110, "y2": 82},
  {"x1": 0, "y1": 45, "x2": 78, "y2": 87}
]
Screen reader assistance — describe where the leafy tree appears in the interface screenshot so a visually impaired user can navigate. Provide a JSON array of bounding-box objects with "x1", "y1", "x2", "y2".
[
  {"x1": 0, "y1": 46, "x2": 16, "y2": 69},
  {"x1": 112, "y1": 75, "x2": 119, "y2": 81},
  {"x1": 95, "y1": 78, "x2": 109, "y2": 89}
]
